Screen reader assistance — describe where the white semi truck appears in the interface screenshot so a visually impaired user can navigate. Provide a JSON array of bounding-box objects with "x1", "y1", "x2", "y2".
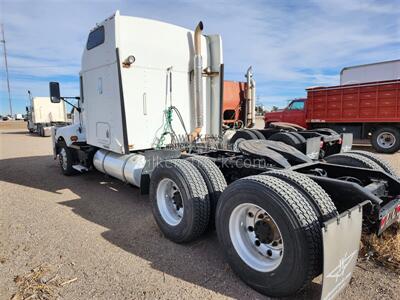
[
  {"x1": 50, "y1": 11, "x2": 400, "y2": 299},
  {"x1": 26, "y1": 92, "x2": 70, "y2": 136}
]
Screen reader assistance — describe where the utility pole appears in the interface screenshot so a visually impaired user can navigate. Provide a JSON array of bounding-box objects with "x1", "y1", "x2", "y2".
[{"x1": 1, "y1": 24, "x2": 12, "y2": 116}]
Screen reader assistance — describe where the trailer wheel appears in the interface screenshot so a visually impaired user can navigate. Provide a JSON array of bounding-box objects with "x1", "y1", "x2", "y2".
[
  {"x1": 230, "y1": 130, "x2": 258, "y2": 151},
  {"x1": 349, "y1": 150, "x2": 399, "y2": 178},
  {"x1": 325, "y1": 153, "x2": 384, "y2": 171},
  {"x1": 58, "y1": 143, "x2": 78, "y2": 176},
  {"x1": 186, "y1": 156, "x2": 227, "y2": 228},
  {"x1": 371, "y1": 127, "x2": 400, "y2": 153},
  {"x1": 150, "y1": 159, "x2": 210, "y2": 243},
  {"x1": 265, "y1": 170, "x2": 338, "y2": 223},
  {"x1": 216, "y1": 175, "x2": 321, "y2": 297},
  {"x1": 269, "y1": 132, "x2": 303, "y2": 150}
]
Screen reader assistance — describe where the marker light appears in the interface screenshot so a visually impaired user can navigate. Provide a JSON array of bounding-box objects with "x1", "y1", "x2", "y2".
[{"x1": 123, "y1": 55, "x2": 136, "y2": 67}]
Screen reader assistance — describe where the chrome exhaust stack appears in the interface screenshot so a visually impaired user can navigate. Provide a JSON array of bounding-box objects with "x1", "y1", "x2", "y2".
[
  {"x1": 191, "y1": 21, "x2": 204, "y2": 139},
  {"x1": 245, "y1": 66, "x2": 256, "y2": 128}
]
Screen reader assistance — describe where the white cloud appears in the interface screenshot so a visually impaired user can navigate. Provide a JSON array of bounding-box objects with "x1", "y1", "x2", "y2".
[{"x1": 0, "y1": 0, "x2": 398, "y2": 114}]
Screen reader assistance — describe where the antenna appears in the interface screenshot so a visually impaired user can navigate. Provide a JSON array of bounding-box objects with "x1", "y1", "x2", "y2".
[{"x1": 1, "y1": 24, "x2": 12, "y2": 116}]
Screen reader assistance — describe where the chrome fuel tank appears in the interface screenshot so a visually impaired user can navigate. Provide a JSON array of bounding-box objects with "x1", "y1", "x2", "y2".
[{"x1": 93, "y1": 149, "x2": 146, "y2": 187}]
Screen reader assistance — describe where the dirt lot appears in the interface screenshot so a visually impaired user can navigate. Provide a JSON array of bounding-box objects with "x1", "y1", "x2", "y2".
[{"x1": 1, "y1": 121, "x2": 399, "y2": 299}]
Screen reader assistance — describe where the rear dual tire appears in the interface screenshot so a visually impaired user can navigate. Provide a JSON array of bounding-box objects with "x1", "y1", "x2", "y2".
[
  {"x1": 325, "y1": 152, "x2": 384, "y2": 171},
  {"x1": 269, "y1": 132, "x2": 306, "y2": 152},
  {"x1": 229, "y1": 130, "x2": 258, "y2": 151},
  {"x1": 247, "y1": 129, "x2": 265, "y2": 140},
  {"x1": 349, "y1": 150, "x2": 399, "y2": 178},
  {"x1": 265, "y1": 170, "x2": 338, "y2": 223},
  {"x1": 229, "y1": 129, "x2": 307, "y2": 153},
  {"x1": 216, "y1": 175, "x2": 322, "y2": 297},
  {"x1": 185, "y1": 156, "x2": 227, "y2": 229},
  {"x1": 151, "y1": 159, "x2": 330, "y2": 297},
  {"x1": 149, "y1": 159, "x2": 210, "y2": 243}
]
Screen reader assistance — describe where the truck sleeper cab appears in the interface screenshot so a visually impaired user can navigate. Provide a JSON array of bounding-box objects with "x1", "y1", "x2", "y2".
[{"x1": 50, "y1": 12, "x2": 400, "y2": 299}]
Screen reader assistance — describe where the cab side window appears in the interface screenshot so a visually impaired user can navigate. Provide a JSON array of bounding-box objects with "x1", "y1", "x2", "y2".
[
  {"x1": 288, "y1": 101, "x2": 305, "y2": 110},
  {"x1": 86, "y1": 26, "x2": 105, "y2": 50}
]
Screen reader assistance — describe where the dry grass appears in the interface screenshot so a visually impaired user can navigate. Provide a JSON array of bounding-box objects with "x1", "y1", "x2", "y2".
[
  {"x1": 0, "y1": 120, "x2": 27, "y2": 130},
  {"x1": 360, "y1": 224, "x2": 400, "y2": 273},
  {"x1": 11, "y1": 264, "x2": 77, "y2": 300}
]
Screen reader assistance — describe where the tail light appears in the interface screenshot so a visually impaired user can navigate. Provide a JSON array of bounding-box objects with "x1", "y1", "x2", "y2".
[
  {"x1": 380, "y1": 215, "x2": 388, "y2": 229},
  {"x1": 320, "y1": 141, "x2": 324, "y2": 149},
  {"x1": 338, "y1": 137, "x2": 343, "y2": 145}
]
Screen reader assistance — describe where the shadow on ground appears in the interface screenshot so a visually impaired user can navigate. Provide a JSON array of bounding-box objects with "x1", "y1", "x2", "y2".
[{"x1": 0, "y1": 154, "x2": 322, "y2": 299}]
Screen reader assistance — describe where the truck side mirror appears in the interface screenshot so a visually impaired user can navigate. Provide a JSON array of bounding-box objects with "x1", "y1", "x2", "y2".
[{"x1": 49, "y1": 82, "x2": 61, "y2": 103}]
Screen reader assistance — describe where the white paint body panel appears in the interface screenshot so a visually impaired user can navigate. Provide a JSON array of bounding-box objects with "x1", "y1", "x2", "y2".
[
  {"x1": 81, "y1": 16, "x2": 124, "y2": 153},
  {"x1": 78, "y1": 12, "x2": 222, "y2": 154},
  {"x1": 31, "y1": 97, "x2": 67, "y2": 124},
  {"x1": 340, "y1": 60, "x2": 400, "y2": 85},
  {"x1": 54, "y1": 123, "x2": 86, "y2": 147}
]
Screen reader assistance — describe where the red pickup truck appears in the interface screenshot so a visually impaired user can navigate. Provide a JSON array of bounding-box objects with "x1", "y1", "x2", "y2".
[{"x1": 265, "y1": 80, "x2": 400, "y2": 153}]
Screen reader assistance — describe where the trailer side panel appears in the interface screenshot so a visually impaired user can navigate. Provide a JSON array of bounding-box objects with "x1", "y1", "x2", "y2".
[{"x1": 306, "y1": 80, "x2": 400, "y2": 124}]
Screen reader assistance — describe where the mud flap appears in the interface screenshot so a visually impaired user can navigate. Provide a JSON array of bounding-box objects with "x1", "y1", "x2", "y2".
[
  {"x1": 340, "y1": 133, "x2": 353, "y2": 152},
  {"x1": 320, "y1": 201, "x2": 369, "y2": 300},
  {"x1": 306, "y1": 137, "x2": 321, "y2": 160}
]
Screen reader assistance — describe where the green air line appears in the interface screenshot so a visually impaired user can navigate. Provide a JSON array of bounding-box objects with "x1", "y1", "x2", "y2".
[{"x1": 156, "y1": 106, "x2": 174, "y2": 149}]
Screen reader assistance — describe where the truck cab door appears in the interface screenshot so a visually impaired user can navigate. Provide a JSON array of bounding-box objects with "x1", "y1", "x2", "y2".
[{"x1": 282, "y1": 100, "x2": 306, "y2": 128}]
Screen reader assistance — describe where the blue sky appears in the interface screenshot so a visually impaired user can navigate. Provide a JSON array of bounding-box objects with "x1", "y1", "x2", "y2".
[{"x1": 0, "y1": 0, "x2": 399, "y2": 115}]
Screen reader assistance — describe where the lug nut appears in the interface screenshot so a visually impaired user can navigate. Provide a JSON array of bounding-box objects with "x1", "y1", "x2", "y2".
[
  {"x1": 272, "y1": 241, "x2": 278, "y2": 247},
  {"x1": 267, "y1": 249, "x2": 272, "y2": 257},
  {"x1": 258, "y1": 214, "x2": 264, "y2": 219},
  {"x1": 255, "y1": 240, "x2": 260, "y2": 247},
  {"x1": 248, "y1": 212, "x2": 254, "y2": 218},
  {"x1": 247, "y1": 226, "x2": 254, "y2": 232}
]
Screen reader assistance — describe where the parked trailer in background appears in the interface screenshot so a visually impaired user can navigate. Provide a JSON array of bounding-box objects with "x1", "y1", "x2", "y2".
[
  {"x1": 14, "y1": 113, "x2": 23, "y2": 120},
  {"x1": 26, "y1": 94, "x2": 70, "y2": 136},
  {"x1": 307, "y1": 79, "x2": 400, "y2": 153},
  {"x1": 340, "y1": 59, "x2": 400, "y2": 85},
  {"x1": 265, "y1": 79, "x2": 400, "y2": 153},
  {"x1": 49, "y1": 12, "x2": 400, "y2": 299}
]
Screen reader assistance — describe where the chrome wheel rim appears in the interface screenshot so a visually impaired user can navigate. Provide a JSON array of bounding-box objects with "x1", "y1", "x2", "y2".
[
  {"x1": 229, "y1": 203, "x2": 284, "y2": 272},
  {"x1": 59, "y1": 148, "x2": 68, "y2": 170},
  {"x1": 377, "y1": 132, "x2": 396, "y2": 149},
  {"x1": 157, "y1": 178, "x2": 184, "y2": 226}
]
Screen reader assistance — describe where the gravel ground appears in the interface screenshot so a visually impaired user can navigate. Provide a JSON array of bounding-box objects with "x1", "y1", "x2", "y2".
[{"x1": 0, "y1": 121, "x2": 399, "y2": 299}]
